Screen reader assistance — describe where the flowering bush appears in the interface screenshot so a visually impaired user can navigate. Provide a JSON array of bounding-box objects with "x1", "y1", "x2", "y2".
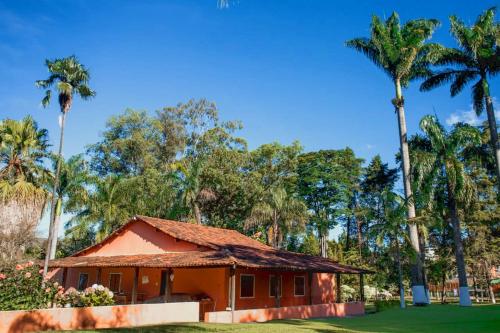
[
  {"x1": 0, "y1": 262, "x2": 61, "y2": 311},
  {"x1": 57, "y1": 285, "x2": 114, "y2": 307}
]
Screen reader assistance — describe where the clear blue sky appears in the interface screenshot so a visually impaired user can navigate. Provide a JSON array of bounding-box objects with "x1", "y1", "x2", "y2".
[{"x1": 1, "y1": 0, "x2": 498, "y2": 237}]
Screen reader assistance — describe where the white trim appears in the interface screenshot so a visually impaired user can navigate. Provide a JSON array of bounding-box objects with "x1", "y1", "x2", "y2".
[
  {"x1": 239, "y1": 274, "x2": 255, "y2": 299},
  {"x1": 294, "y1": 275, "x2": 306, "y2": 297},
  {"x1": 109, "y1": 272, "x2": 123, "y2": 293},
  {"x1": 269, "y1": 275, "x2": 282, "y2": 298},
  {"x1": 77, "y1": 272, "x2": 89, "y2": 290}
]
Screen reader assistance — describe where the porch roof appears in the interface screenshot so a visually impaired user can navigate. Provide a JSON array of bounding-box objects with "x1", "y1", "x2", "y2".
[{"x1": 47, "y1": 248, "x2": 371, "y2": 274}]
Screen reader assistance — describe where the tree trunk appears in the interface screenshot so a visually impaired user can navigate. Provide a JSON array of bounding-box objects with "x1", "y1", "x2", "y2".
[
  {"x1": 484, "y1": 85, "x2": 500, "y2": 189},
  {"x1": 43, "y1": 111, "x2": 67, "y2": 277},
  {"x1": 49, "y1": 197, "x2": 62, "y2": 259},
  {"x1": 273, "y1": 213, "x2": 279, "y2": 249},
  {"x1": 471, "y1": 269, "x2": 478, "y2": 303},
  {"x1": 320, "y1": 231, "x2": 328, "y2": 258},
  {"x1": 395, "y1": 236, "x2": 405, "y2": 308},
  {"x1": 193, "y1": 201, "x2": 202, "y2": 225},
  {"x1": 356, "y1": 218, "x2": 363, "y2": 257},
  {"x1": 447, "y1": 181, "x2": 471, "y2": 306},
  {"x1": 394, "y1": 80, "x2": 425, "y2": 303},
  {"x1": 484, "y1": 261, "x2": 497, "y2": 304},
  {"x1": 345, "y1": 214, "x2": 352, "y2": 252},
  {"x1": 441, "y1": 272, "x2": 446, "y2": 304}
]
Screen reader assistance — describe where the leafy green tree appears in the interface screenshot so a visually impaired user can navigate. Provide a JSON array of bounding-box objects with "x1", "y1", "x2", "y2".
[
  {"x1": 36, "y1": 56, "x2": 95, "y2": 272},
  {"x1": 346, "y1": 13, "x2": 439, "y2": 302},
  {"x1": 412, "y1": 115, "x2": 481, "y2": 306},
  {"x1": 0, "y1": 117, "x2": 49, "y2": 263},
  {"x1": 421, "y1": 8, "x2": 500, "y2": 186},
  {"x1": 245, "y1": 186, "x2": 307, "y2": 249},
  {"x1": 297, "y1": 149, "x2": 362, "y2": 257}
]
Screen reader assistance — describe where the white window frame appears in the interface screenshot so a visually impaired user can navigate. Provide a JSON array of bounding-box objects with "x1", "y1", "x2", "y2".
[
  {"x1": 108, "y1": 272, "x2": 122, "y2": 293},
  {"x1": 77, "y1": 272, "x2": 89, "y2": 290},
  {"x1": 269, "y1": 275, "x2": 282, "y2": 298},
  {"x1": 294, "y1": 275, "x2": 306, "y2": 297},
  {"x1": 239, "y1": 274, "x2": 255, "y2": 299}
]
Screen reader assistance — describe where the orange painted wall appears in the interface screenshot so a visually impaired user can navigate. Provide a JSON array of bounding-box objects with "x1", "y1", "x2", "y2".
[
  {"x1": 172, "y1": 268, "x2": 228, "y2": 311},
  {"x1": 81, "y1": 221, "x2": 203, "y2": 257},
  {"x1": 234, "y1": 269, "x2": 335, "y2": 310}
]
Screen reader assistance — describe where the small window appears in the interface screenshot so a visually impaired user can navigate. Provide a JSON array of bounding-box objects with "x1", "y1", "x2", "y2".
[
  {"x1": 240, "y1": 274, "x2": 255, "y2": 298},
  {"x1": 269, "y1": 275, "x2": 282, "y2": 297},
  {"x1": 294, "y1": 276, "x2": 305, "y2": 296},
  {"x1": 109, "y1": 273, "x2": 122, "y2": 293},
  {"x1": 77, "y1": 273, "x2": 89, "y2": 290}
]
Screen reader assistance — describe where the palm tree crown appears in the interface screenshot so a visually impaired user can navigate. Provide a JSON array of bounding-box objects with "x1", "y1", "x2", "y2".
[
  {"x1": 420, "y1": 7, "x2": 499, "y2": 111},
  {"x1": 346, "y1": 13, "x2": 439, "y2": 98},
  {"x1": 36, "y1": 55, "x2": 95, "y2": 113}
]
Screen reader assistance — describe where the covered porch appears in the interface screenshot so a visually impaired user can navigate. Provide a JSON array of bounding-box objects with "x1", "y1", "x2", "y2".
[{"x1": 48, "y1": 253, "x2": 369, "y2": 322}]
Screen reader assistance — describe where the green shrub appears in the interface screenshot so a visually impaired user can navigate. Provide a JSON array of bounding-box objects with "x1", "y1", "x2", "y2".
[
  {"x1": 0, "y1": 262, "x2": 62, "y2": 311},
  {"x1": 374, "y1": 299, "x2": 402, "y2": 312}
]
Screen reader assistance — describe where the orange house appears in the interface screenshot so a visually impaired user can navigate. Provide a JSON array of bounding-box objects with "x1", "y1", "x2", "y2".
[{"x1": 48, "y1": 216, "x2": 369, "y2": 320}]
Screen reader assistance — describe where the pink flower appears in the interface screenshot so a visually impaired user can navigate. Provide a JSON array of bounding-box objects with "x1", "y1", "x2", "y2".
[
  {"x1": 39, "y1": 269, "x2": 44, "y2": 274},
  {"x1": 24, "y1": 272, "x2": 32, "y2": 278},
  {"x1": 0, "y1": 273, "x2": 6, "y2": 280},
  {"x1": 27, "y1": 261, "x2": 34, "y2": 267},
  {"x1": 15, "y1": 264, "x2": 23, "y2": 270},
  {"x1": 45, "y1": 287, "x2": 51, "y2": 293}
]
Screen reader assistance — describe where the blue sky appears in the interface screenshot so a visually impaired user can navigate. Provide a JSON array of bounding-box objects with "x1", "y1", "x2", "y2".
[{"x1": 0, "y1": 0, "x2": 498, "y2": 237}]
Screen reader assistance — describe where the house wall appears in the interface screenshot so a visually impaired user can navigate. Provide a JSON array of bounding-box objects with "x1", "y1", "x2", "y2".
[
  {"x1": 81, "y1": 221, "x2": 203, "y2": 257},
  {"x1": 234, "y1": 269, "x2": 336, "y2": 310}
]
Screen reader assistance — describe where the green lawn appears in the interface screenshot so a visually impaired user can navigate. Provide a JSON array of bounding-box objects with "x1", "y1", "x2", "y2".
[{"x1": 71, "y1": 304, "x2": 499, "y2": 333}]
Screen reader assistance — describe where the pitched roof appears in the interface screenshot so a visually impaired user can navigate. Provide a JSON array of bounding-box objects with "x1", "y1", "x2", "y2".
[{"x1": 57, "y1": 215, "x2": 371, "y2": 274}]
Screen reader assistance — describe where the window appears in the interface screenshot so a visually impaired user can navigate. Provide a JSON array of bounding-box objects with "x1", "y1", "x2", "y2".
[
  {"x1": 294, "y1": 276, "x2": 305, "y2": 296},
  {"x1": 269, "y1": 275, "x2": 282, "y2": 297},
  {"x1": 240, "y1": 274, "x2": 255, "y2": 298},
  {"x1": 77, "y1": 273, "x2": 89, "y2": 290},
  {"x1": 109, "y1": 273, "x2": 122, "y2": 293}
]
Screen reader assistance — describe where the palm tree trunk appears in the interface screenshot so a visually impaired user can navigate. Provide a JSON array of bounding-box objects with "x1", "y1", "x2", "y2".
[
  {"x1": 395, "y1": 236, "x2": 405, "y2": 308},
  {"x1": 357, "y1": 218, "x2": 363, "y2": 257},
  {"x1": 394, "y1": 79, "x2": 426, "y2": 304},
  {"x1": 193, "y1": 202, "x2": 202, "y2": 225},
  {"x1": 319, "y1": 230, "x2": 328, "y2": 258},
  {"x1": 43, "y1": 111, "x2": 67, "y2": 276},
  {"x1": 49, "y1": 197, "x2": 62, "y2": 259},
  {"x1": 446, "y1": 181, "x2": 471, "y2": 306},
  {"x1": 484, "y1": 87, "x2": 500, "y2": 188}
]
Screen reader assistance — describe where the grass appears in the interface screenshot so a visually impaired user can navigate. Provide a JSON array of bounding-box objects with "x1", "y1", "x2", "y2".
[{"x1": 69, "y1": 304, "x2": 500, "y2": 333}]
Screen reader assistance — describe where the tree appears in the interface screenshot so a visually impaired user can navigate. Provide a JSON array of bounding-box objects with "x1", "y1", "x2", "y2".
[
  {"x1": 412, "y1": 115, "x2": 481, "y2": 306},
  {"x1": 421, "y1": 7, "x2": 500, "y2": 187},
  {"x1": 245, "y1": 187, "x2": 307, "y2": 249},
  {"x1": 0, "y1": 117, "x2": 49, "y2": 264},
  {"x1": 346, "y1": 13, "x2": 439, "y2": 303},
  {"x1": 297, "y1": 149, "x2": 361, "y2": 257},
  {"x1": 36, "y1": 56, "x2": 95, "y2": 274},
  {"x1": 369, "y1": 191, "x2": 408, "y2": 308}
]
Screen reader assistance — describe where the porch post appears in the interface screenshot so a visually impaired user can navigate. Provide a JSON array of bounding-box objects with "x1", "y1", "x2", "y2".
[
  {"x1": 230, "y1": 265, "x2": 236, "y2": 323},
  {"x1": 96, "y1": 268, "x2": 102, "y2": 285},
  {"x1": 308, "y1": 271, "x2": 313, "y2": 305},
  {"x1": 360, "y1": 273, "x2": 365, "y2": 302},
  {"x1": 131, "y1": 267, "x2": 139, "y2": 304},
  {"x1": 336, "y1": 273, "x2": 341, "y2": 303},
  {"x1": 163, "y1": 268, "x2": 171, "y2": 302},
  {"x1": 275, "y1": 274, "x2": 282, "y2": 308},
  {"x1": 61, "y1": 268, "x2": 68, "y2": 289}
]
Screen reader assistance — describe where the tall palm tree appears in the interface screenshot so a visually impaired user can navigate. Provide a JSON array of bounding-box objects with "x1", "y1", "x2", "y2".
[
  {"x1": 346, "y1": 13, "x2": 439, "y2": 304},
  {"x1": 46, "y1": 155, "x2": 89, "y2": 257},
  {"x1": 245, "y1": 187, "x2": 307, "y2": 249},
  {"x1": 0, "y1": 117, "x2": 50, "y2": 262},
  {"x1": 412, "y1": 115, "x2": 481, "y2": 306},
  {"x1": 36, "y1": 56, "x2": 95, "y2": 273},
  {"x1": 421, "y1": 7, "x2": 500, "y2": 188}
]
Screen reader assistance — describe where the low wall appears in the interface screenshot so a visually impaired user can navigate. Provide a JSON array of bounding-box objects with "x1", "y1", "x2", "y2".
[
  {"x1": 205, "y1": 302, "x2": 365, "y2": 323},
  {"x1": 0, "y1": 302, "x2": 199, "y2": 333}
]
